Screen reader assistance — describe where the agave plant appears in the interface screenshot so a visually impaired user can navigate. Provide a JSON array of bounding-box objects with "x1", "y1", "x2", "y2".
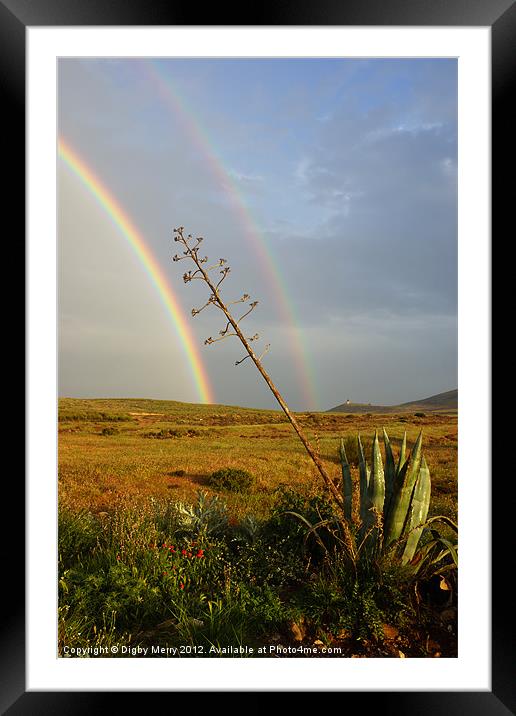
[
  {"x1": 339, "y1": 429, "x2": 440, "y2": 566},
  {"x1": 282, "y1": 429, "x2": 456, "y2": 581}
]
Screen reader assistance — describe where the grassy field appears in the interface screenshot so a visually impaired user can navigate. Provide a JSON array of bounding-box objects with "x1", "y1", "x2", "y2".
[
  {"x1": 59, "y1": 397, "x2": 457, "y2": 521},
  {"x1": 58, "y1": 397, "x2": 458, "y2": 658}
]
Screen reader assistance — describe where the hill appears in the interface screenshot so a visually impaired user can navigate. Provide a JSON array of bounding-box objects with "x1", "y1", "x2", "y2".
[
  {"x1": 328, "y1": 389, "x2": 457, "y2": 414},
  {"x1": 398, "y1": 389, "x2": 458, "y2": 409}
]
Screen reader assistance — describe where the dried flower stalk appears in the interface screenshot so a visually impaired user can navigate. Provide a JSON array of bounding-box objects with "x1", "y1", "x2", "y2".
[{"x1": 172, "y1": 227, "x2": 344, "y2": 509}]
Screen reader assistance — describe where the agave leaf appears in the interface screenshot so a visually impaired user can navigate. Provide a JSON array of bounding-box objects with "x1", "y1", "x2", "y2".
[
  {"x1": 281, "y1": 511, "x2": 330, "y2": 555},
  {"x1": 361, "y1": 431, "x2": 385, "y2": 552},
  {"x1": 434, "y1": 537, "x2": 458, "y2": 568},
  {"x1": 369, "y1": 431, "x2": 385, "y2": 515},
  {"x1": 339, "y1": 438, "x2": 353, "y2": 522},
  {"x1": 401, "y1": 456, "x2": 431, "y2": 564},
  {"x1": 281, "y1": 510, "x2": 314, "y2": 532},
  {"x1": 410, "y1": 538, "x2": 458, "y2": 577},
  {"x1": 396, "y1": 431, "x2": 408, "y2": 475},
  {"x1": 385, "y1": 432, "x2": 409, "y2": 525},
  {"x1": 384, "y1": 431, "x2": 423, "y2": 546},
  {"x1": 358, "y1": 434, "x2": 371, "y2": 526},
  {"x1": 383, "y1": 428, "x2": 396, "y2": 516},
  {"x1": 383, "y1": 459, "x2": 409, "y2": 544},
  {"x1": 424, "y1": 515, "x2": 458, "y2": 533}
]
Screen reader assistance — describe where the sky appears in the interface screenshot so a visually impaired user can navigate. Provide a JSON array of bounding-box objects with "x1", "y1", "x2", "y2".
[{"x1": 58, "y1": 58, "x2": 457, "y2": 411}]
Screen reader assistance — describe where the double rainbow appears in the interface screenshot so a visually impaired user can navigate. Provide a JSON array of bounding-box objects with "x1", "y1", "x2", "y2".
[
  {"x1": 58, "y1": 138, "x2": 214, "y2": 404},
  {"x1": 143, "y1": 59, "x2": 319, "y2": 410}
]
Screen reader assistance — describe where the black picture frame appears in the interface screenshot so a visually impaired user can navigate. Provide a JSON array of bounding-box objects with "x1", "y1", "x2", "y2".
[{"x1": 8, "y1": 0, "x2": 507, "y2": 710}]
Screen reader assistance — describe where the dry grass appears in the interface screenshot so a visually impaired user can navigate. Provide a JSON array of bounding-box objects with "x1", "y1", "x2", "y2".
[{"x1": 58, "y1": 398, "x2": 457, "y2": 521}]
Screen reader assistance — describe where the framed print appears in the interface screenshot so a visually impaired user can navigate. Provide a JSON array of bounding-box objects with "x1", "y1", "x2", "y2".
[{"x1": 7, "y1": 0, "x2": 509, "y2": 710}]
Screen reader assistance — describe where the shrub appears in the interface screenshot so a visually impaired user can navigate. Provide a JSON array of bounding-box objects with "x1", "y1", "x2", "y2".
[
  {"x1": 208, "y1": 467, "x2": 254, "y2": 492},
  {"x1": 414, "y1": 412, "x2": 426, "y2": 418},
  {"x1": 340, "y1": 434, "x2": 372, "y2": 467},
  {"x1": 144, "y1": 428, "x2": 182, "y2": 439},
  {"x1": 144, "y1": 429, "x2": 202, "y2": 439},
  {"x1": 59, "y1": 410, "x2": 131, "y2": 422}
]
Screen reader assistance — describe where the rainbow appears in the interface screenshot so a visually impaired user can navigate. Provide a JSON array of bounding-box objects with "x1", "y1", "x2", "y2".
[
  {"x1": 58, "y1": 138, "x2": 215, "y2": 404},
  {"x1": 142, "y1": 60, "x2": 319, "y2": 410}
]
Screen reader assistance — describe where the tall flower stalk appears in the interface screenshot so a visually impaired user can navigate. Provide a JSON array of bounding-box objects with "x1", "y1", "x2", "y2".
[{"x1": 172, "y1": 227, "x2": 344, "y2": 509}]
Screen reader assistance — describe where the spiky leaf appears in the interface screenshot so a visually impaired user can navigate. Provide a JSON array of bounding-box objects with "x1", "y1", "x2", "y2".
[
  {"x1": 357, "y1": 434, "x2": 371, "y2": 526},
  {"x1": 369, "y1": 431, "x2": 385, "y2": 515},
  {"x1": 382, "y1": 428, "x2": 396, "y2": 516},
  {"x1": 339, "y1": 438, "x2": 353, "y2": 522},
  {"x1": 396, "y1": 431, "x2": 407, "y2": 475},
  {"x1": 401, "y1": 456, "x2": 431, "y2": 564},
  {"x1": 384, "y1": 431, "x2": 423, "y2": 546},
  {"x1": 385, "y1": 431, "x2": 409, "y2": 525}
]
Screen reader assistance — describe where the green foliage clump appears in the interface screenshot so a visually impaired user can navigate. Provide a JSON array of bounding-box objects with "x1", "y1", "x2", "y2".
[
  {"x1": 208, "y1": 467, "x2": 254, "y2": 493},
  {"x1": 235, "y1": 584, "x2": 297, "y2": 635},
  {"x1": 229, "y1": 532, "x2": 306, "y2": 588},
  {"x1": 263, "y1": 486, "x2": 337, "y2": 561},
  {"x1": 301, "y1": 559, "x2": 414, "y2": 642},
  {"x1": 59, "y1": 508, "x2": 102, "y2": 569}
]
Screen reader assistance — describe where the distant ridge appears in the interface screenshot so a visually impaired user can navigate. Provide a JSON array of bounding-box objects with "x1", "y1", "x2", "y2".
[
  {"x1": 398, "y1": 389, "x2": 458, "y2": 409},
  {"x1": 328, "y1": 389, "x2": 457, "y2": 414}
]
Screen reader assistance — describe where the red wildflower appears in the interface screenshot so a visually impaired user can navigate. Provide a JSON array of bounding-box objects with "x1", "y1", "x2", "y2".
[
  {"x1": 181, "y1": 549, "x2": 187, "y2": 556},
  {"x1": 180, "y1": 582, "x2": 184, "y2": 590},
  {"x1": 196, "y1": 550, "x2": 204, "y2": 558}
]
